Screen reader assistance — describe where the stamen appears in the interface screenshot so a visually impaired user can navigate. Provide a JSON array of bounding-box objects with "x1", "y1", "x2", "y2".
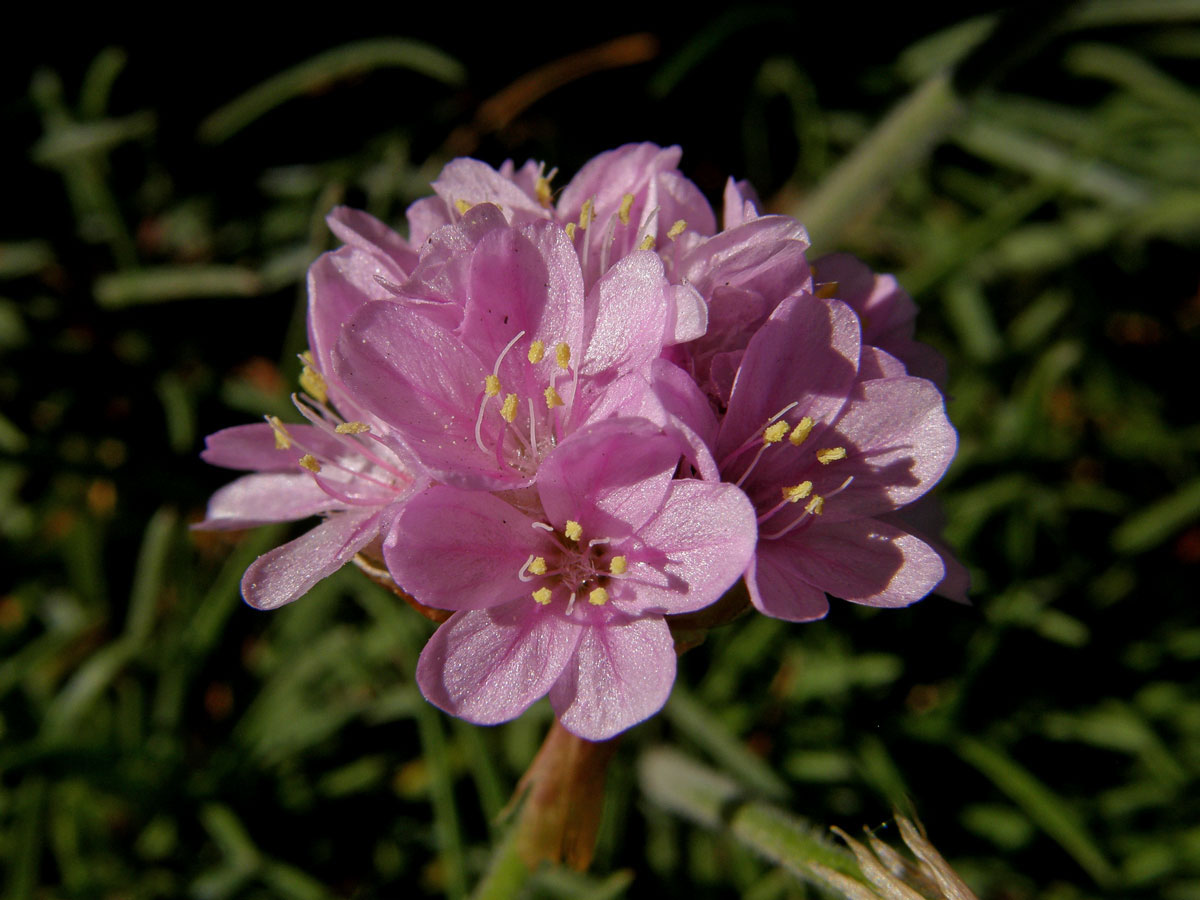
[
  {"x1": 816, "y1": 447, "x2": 847, "y2": 465},
  {"x1": 789, "y1": 416, "x2": 815, "y2": 446},
  {"x1": 588, "y1": 587, "x2": 609, "y2": 606},
  {"x1": 609, "y1": 556, "x2": 627, "y2": 575},
  {"x1": 587, "y1": 537, "x2": 611, "y2": 548},
  {"x1": 529, "y1": 557, "x2": 547, "y2": 575},
  {"x1": 756, "y1": 481, "x2": 814, "y2": 525},
  {"x1": 579, "y1": 197, "x2": 594, "y2": 230},
  {"x1": 528, "y1": 340, "x2": 545, "y2": 363},
  {"x1": 639, "y1": 234, "x2": 655, "y2": 251},
  {"x1": 805, "y1": 495, "x2": 825, "y2": 515},
  {"x1": 335, "y1": 422, "x2": 370, "y2": 434},
  {"x1": 763, "y1": 421, "x2": 790, "y2": 444},
  {"x1": 565, "y1": 222, "x2": 577, "y2": 241},
  {"x1": 535, "y1": 175, "x2": 553, "y2": 207},
  {"x1": 618, "y1": 193, "x2": 635, "y2": 225},
  {"x1": 783, "y1": 481, "x2": 814, "y2": 502},
  {"x1": 455, "y1": 199, "x2": 472, "y2": 215},
  {"x1": 267, "y1": 415, "x2": 293, "y2": 450},
  {"x1": 528, "y1": 398, "x2": 537, "y2": 451},
  {"x1": 667, "y1": 219, "x2": 687, "y2": 240},
  {"x1": 544, "y1": 385, "x2": 564, "y2": 409},
  {"x1": 555, "y1": 342, "x2": 571, "y2": 370},
  {"x1": 566, "y1": 592, "x2": 577, "y2": 614},
  {"x1": 500, "y1": 393, "x2": 519, "y2": 422},
  {"x1": 532, "y1": 522, "x2": 555, "y2": 532},
  {"x1": 493, "y1": 330, "x2": 527, "y2": 376},
  {"x1": 299, "y1": 454, "x2": 321, "y2": 473},
  {"x1": 299, "y1": 365, "x2": 328, "y2": 404},
  {"x1": 518, "y1": 555, "x2": 537, "y2": 582},
  {"x1": 484, "y1": 374, "x2": 502, "y2": 397},
  {"x1": 564, "y1": 520, "x2": 582, "y2": 542},
  {"x1": 532, "y1": 587, "x2": 553, "y2": 605}
]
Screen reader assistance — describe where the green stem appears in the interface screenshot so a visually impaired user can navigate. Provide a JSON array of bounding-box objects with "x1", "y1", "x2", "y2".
[{"x1": 637, "y1": 747, "x2": 863, "y2": 888}]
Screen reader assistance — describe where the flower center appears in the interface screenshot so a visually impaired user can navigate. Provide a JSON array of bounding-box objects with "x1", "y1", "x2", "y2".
[
  {"x1": 518, "y1": 520, "x2": 628, "y2": 615},
  {"x1": 473, "y1": 330, "x2": 581, "y2": 476}
]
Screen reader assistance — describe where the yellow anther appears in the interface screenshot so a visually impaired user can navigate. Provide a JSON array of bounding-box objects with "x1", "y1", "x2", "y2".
[
  {"x1": 667, "y1": 219, "x2": 687, "y2": 240},
  {"x1": 815, "y1": 281, "x2": 840, "y2": 300},
  {"x1": 299, "y1": 454, "x2": 321, "y2": 473},
  {"x1": 484, "y1": 374, "x2": 502, "y2": 397},
  {"x1": 501, "y1": 393, "x2": 519, "y2": 422},
  {"x1": 639, "y1": 234, "x2": 656, "y2": 251},
  {"x1": 555, "y1": 342, "x2": 571, "y2": 370},
  {"x1": 535, "y1": 176, "x2": 553, "y2": 208},
  {"x1": 544, "y1": 385, "x2": 564, "y2": 409},
  {"x1": 335, "y1": 422, "x2": 370, "y2": 434},
  {"x1": 588, "y1": 587, "x2": 609, "y2": 606},
  {"x1": 455, "y1": 199, "x2": 472, "y2": 215},
  {"x1": 618, "y1": 193, "x2": 635, "y2": 225},
  {"x1": 299, "y1": 365, "x2": 327, "y2": 404},
  {"x1": 565, "y1": 222, "x2": 577, "y2": 241},
  {"x1": 267, "y1": 415, "x2": 292, "y2": 450},
  {"x1": 528, "y1": 340, "x2": 545, "y2": 363},
  {"x1": 564, "y1": 520, "x2": 582, "y2": 541},
  {"x1": 789, "y1": 416, "x2": 814, "y2": 446},
  {"x1": 782, "y1": 481, "x2": 813, "y2": 503},
  {"x1": 532, "y1": 587, "x2": 553, "y2": 605},
  {"x1": 805, "y1": 495, "x2": 825, "y2": 516},
  {"x1": 579, "y1": 197, "x2": 594, "y2": 230},
  {"x1": 817, "y1": 446, "x2": 847, "y2": 465},
  {"x1": 609, "y1": 556, "x2": 627, "y2": 575},
  {"x1": 529, "y1": 557, "x2": 547, "y2": 575},
  {"x1": 763, "y1": 421, "x2": 790, "y2": 444}
]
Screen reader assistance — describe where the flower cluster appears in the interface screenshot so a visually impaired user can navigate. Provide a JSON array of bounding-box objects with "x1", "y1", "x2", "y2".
[{"x1": 198, "y1": 144, "x2": 963, "y2": 740}]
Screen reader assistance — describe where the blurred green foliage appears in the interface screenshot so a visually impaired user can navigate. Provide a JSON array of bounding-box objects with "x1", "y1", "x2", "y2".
[{"x1": 3, "y1": 5, "x2": 1200, "y2": 898}]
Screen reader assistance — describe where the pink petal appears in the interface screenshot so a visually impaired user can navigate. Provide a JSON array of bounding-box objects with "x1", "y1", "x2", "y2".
[
  {"x1": 536, "y1": 419, "x2": 678, "y2": 536},
  {"x1": 785, "y1": 517, "x2": 945, "y2": 608},
  {"x1": 460, "y1": 221, "x2": 585, "y2": 374},
  {"x1": 549, "y1": 615, "x2": 676, "y2": 740},
  {"x1": 718, "y1": 294, "x2": 860, "y2": 466},
  {"x1": 581, "y1": 250, "x2": 670, "y2": 378},
  {"x1": 620, "y1": 480, "x2": 758, "y2": 615},
  {"x1": 431, "y1": 158, "x2": 548, "y2": 224},
  {"x1": 558, "y1": 144, "x2": 681, "y2": 225},
  {"x1": 667, "y1": 283, "x2": 708, "y2": 344},
  {"x1": 334, "y1": 302, "x2": 515, "y2": 489},
  {"x1": 199, "y1": 472, "x2": 341, "y2": 529},
  {"x1": 745, "y1": 549, "x2": 830, "y2": 622},
  {"x1": 241, "y1": 508, "x2": 380, "y2": 610},
  {"x1": 384, "y1": 487, "x2": 542, "y2": 611},
  {"x1": 201, "y1": 423, "x2": 348, "y2": 472},
  {"x1": 416, "y1": 604, "x2": 580, "y2": 725},
  {"x1": 307, "y1": 247, "x2": 399, "y2": 373},
  {"x1": 721, "y1": 177, "x2": 763, "y2": 228},
  {"x1": 819, "y1": 376, "x2": 957, "y2": 521},
  {"x1": 325, "y1": 206, "x2": 418, "y2": 276}
]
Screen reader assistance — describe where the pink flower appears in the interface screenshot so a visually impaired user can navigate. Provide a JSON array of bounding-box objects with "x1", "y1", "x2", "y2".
[
  {"x1": 195, "y1": 205, "x2": 428, "y2": 609},
  {"x1": 331, "y1": 215, "x2": 713, "y2": 490},
  {"x1": 197, "y1": 414, "x2": 424, "y2": 610},
  {"x1": 715, "y1": 292, "x2": 958, "y2": 621},
  {"x1": 387, "y1": 419, "x2": 757, "y2": 740}
]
